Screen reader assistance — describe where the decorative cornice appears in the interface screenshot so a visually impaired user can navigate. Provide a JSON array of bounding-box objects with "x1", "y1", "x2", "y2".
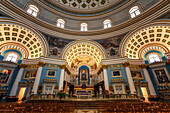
[
  {"x1": 140, "y1": 64, "x2": 147, "y2": 69},
  {"x1": 60, "y1": 65, "x2": 66, "y2": 69},
  {"x1": 167, "y1": 59, "x2": 170, "y2": 65},
  {"x1": 122, "y1": 62, "x2": 130, "y2": 67},
  {"x1": 38, "y1": 61, "x2": 45, "y2": 67},
  {"x1": 102, "y1": 65, "x2": 107, "y2": 69},
  {"x1": 19, "y1": 63, "x2": 27, "y2": 68},
  {"x1": 0, "y1": 60, "x2": 19, "y2": 68}
]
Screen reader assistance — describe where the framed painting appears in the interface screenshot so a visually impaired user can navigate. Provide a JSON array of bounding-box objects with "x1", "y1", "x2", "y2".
[
  {"x1": 152, "y1": 68, "x2": 170, "y2": 85},
  {"x1": 0, "y1": 68, "x2": 13, "y2": 85},
  {"x1": 46, "y1": 70, "x2": 56, "y2": 77},
  {"x1": 131, "y1": 70, "x2": 143, "y2": 79},
  {"x1": 112, "y1": 69, "x2": 122, "y2": 77},
  {"x1": 23, "y1": 70, "x2": 37, "y2": 79}
]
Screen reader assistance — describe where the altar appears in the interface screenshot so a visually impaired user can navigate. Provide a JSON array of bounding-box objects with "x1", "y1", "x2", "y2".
[
  {"x1": 74, "y1": 85, "x2": 94, "y2": 99},
  {"x1": 76, "y1": 90, "x2": 92, "y2": 99}
]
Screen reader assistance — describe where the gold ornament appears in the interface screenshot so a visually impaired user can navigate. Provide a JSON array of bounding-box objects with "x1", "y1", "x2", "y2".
[
  {"x1": 122, "y1": 62, "x2": 130, "y2": 67},
  {"x1": 38, "y1": 61, "x2": 45, "y2": 67}
]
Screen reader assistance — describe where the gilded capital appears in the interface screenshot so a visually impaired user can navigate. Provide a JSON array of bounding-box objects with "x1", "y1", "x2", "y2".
[
  {"x1": 122, "y1": 62, "x2": 130, "y2": 67},
  {"x1": 60, "y1": 65, "x2": 66, "y2": 69},
  {"x1": 140, "y1": 64, "x2": 147, "y2": 69},
  {"x1": 102, "y1": 65, "x2": 107, "y2": 69},
  {"x1": 38, "y1": 61, "x2": 45, "y2": 67},
  {"x1": 19, "y1": 63, "x2": 27, "y2": 68},
  {"x1": 167, "y1": 59, "x2": 170, "y2": 65}
]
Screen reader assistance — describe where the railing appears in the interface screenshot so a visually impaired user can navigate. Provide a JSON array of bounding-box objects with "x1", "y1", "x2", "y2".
[{"x1": 29, "y1": 94, "x2": 139, "y2": 100}]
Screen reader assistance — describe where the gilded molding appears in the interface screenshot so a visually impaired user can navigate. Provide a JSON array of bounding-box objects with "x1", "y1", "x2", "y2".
[
  {"x1": 38, "y1": 61, "x2": 45, "y2": 67},
  {"x1": 60, "y1": 65, "x2": 66, "y2": 69},
  {"x1": 167, "y1": 59, "x2": 170, "y2": 65},
  {"x1": 102, "y1": 65, "x2": 107, "y2": 69},
  {"x1": 122, "y1": 62, "x2": 130, "y2": 67},
  {"x1": 19, "y1": 63, "x2": 27, "y2": 68},
  {"x1": 140, "y1": 64, "x2": 147, "y2": 69}
]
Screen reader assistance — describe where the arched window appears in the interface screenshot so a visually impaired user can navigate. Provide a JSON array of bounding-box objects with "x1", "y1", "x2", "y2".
[
  {"x1": 129, "y1": 6, "x2": 140, "y2": 18},
  {"x1": 5, "y1": 53, "x2": 18, "y2": 63},
  {"x1": 57, "y1": 19, "x2": 65, "y2": 28},
  {"x1": 103, "y1": 19, "x2": 111, "y2": 29},
  {"x1": 27, "y1": 5, "x2": 39, "y2": 17},
  {"x1": 148, "y1": 54, "x2": 161, "y2": 63},
  {"x1": 80, "y1": 23, "x2": 88, "y2": 31}
]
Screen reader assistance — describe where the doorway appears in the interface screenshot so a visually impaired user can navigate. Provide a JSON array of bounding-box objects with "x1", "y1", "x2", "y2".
[
  {"x1": 18, "y1": 87, "x2": 26, "y2": 101},
  {"x1": 141, "y1": 87, "x2": 149, "y2": 102}
]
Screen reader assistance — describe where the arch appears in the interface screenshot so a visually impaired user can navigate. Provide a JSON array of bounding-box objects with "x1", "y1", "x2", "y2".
[
  {"x1": 0, "y1": 18, "x2": 49, "y2": 59},
  {"x1": 61, "y1": 40, "x2": 106, "y2": 69},
  {"x1": 120, "y1": 21, "x2": 170, "y2": 59}
]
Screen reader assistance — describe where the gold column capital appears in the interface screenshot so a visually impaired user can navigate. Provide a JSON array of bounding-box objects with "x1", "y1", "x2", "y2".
[
  {"x1": 60, "y1": 65, "x2": 66, "y2": 69},
  {"x1": 19, "y1": 63, "x2": 27, "y2": 68},
  {"x1": 122, "y1": 62, "x2": 130, "y2": 67},
  {"x1": 140, "y1": 64, "x2": 147, "y2": 69},
  {"x1": 102, "y1": 65, "x2": 107, "y2": 69},
  {"x1": 38, "y1": 61, "x2": 45, "y2": 67},
  {"x1": 167, "y1": 59, "x2": 170, "y2": 65}
]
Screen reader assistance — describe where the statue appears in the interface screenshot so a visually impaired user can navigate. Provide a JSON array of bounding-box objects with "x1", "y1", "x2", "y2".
[{"x1": 81, "y1": 69, "x2": 87, "y2": 80}]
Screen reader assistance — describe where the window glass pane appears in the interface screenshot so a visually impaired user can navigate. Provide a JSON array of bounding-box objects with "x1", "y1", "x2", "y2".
[
  {"x1": 5, "y1": 53, "x2": 18, "y2": 63},
  {"x1": 129, "y1": 6, "x2": 140, "y2": 18},
  {"x1": 81, "y1": 23, "x2": 87, "y2": 31},
  {"x1": 57, "y1": 19, "x2": 65, "y2": 28},
  {"x1": 27, "y1": 5, "x2": 39, "y2": 17},
  {"x1": 149, "y1": 54, "x2": 161, "y2": 63},
  {"x1": 27, "y1": 9, "x2": 32, "y2": 14},
  {"x1": 32, "y1": 12, "x2": 37, "y2": 17}
]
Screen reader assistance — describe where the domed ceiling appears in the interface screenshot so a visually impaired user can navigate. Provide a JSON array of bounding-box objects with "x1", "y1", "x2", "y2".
[
  {"x1": 52, "y1": 0, "x2": 111, "y2": 9},
  {"x1": 43, "y1": 0, "x2": 129, "y2": 14}
]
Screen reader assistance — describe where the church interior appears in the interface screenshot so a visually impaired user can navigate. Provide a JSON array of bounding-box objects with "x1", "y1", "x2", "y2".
[{"x1": 0, "y1": 0, "x2": 170, "y2": 112}]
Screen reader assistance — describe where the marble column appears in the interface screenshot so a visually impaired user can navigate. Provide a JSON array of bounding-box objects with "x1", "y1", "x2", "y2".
[
  {"x1": 141, "y1": 64, "x2": 156, "y2": 95},
  {"x1": 103, "y1": 65, "x2": 109, "y2": 91},
  {"x1": 10, "y1": 63, "x2": 27, "y2": 96},
  {"x1": 123, "y1": 62, "x2": 136, "y2": 94},
  {"x1": 32, "y1": 61, "x2": 45, "y2": 94},
  {"x1": 59, "y1": 65, "x2": 65, "y2": 91}
]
